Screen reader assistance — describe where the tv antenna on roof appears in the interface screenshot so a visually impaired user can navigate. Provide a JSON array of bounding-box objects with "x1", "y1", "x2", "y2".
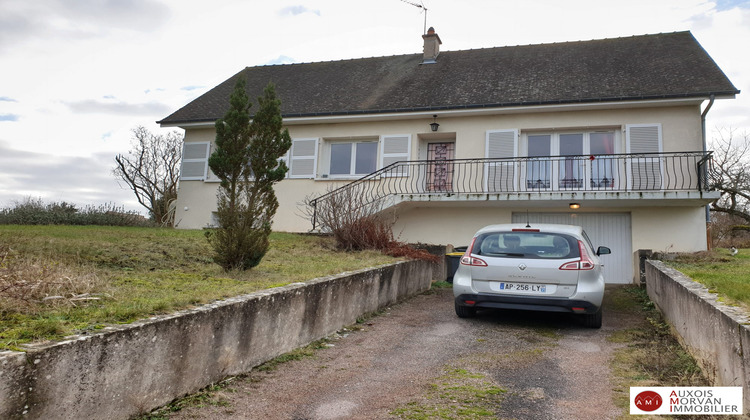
[{"x1": 400, "y1": 0, "x2": 429, "y2": 35}]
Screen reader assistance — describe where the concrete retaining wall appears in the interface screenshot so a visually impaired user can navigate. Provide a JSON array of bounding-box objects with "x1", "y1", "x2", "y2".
[
  {"x1": 645, "y1": 260, "x2": 750, "y2": 411},
  {"x1": 0, "y1": 259, "x2": 433, "y2": 420}
]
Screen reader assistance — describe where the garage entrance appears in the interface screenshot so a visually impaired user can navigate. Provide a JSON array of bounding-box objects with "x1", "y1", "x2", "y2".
[{"x1": 512, "y1": 212, "x2": 633, "y2": 284}]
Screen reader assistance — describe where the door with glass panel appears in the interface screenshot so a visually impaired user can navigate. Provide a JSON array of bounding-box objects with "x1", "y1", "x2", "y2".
[
  {"x1": 589, "y1": 132, "x2": 616, "y2": 189},
  {"x1": 426, "y1": 142, "x2": 455, "y2": 192},
  {"x1": 525, "y1": 132, "x2": 617, "y2": 191},
  {"x1": 526, "y1": 135, "x2": 552, "y2": 189},
  {"x1": 559, "y1": 134, "x2": 584, "y2": 189}
]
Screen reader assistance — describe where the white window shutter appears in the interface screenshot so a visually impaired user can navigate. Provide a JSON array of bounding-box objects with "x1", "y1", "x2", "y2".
[
  {"x1": 626, "y1": 124, "x2": 662, "y2": 154},
  {"x1": 485, "y1": 130, "x2": 518, "y2": 192},
  {"x1": 180, "y1": 142, "x2": 210, "y2": 180},
  {"x1": 380, "y1": 135, "x2": 411, "y2": 176},
  {"x1": 626, "y1": 124, "x2": 663, "y2": 190},
  {"x1": 486, "y1": 130, "x2": 518, "y2": 159},
  {"x1": 289, "y1": 138, "x2": 318, "y2": 178}
]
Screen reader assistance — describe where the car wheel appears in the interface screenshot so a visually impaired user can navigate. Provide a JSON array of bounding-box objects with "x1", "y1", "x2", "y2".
[
  {"x1": 582, "y1": 308, "x2": 602, "y2": 329},
  {"x1": 455, "y1": 302, "x2": 477, "y2": 318}
]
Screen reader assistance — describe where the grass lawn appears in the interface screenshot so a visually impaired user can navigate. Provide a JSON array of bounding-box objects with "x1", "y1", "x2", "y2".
[
  {"x1": 666, "y1": 248, "x2": 750, "y2": 310},
  {"x1": 0, "y1": 225, "x2": 399, "y2": 351}
]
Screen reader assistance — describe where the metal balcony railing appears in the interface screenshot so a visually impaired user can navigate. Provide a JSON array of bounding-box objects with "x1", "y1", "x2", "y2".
[{"x1": 310, "y1": 151, "x2": 719, "y2": 230}]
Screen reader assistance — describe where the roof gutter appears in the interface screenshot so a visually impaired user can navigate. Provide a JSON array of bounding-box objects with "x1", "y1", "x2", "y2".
[{"x1": 159, "y1": 96, "x2": 720, "y2": 128}]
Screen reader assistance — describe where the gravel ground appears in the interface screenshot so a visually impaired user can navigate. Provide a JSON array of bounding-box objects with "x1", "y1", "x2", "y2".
[{"x1": 165, "y1": 286, "x2": 637, "y2": 419}]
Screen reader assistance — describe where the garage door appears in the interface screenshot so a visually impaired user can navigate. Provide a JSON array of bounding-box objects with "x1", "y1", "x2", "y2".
[{"x1": 512, "y1": 212, "x2": 633, "y2": 284}]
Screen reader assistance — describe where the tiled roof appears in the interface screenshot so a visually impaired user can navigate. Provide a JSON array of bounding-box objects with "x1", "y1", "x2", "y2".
[{"x1": 158, "y1": 31, "x2": 738, "y2": 125}]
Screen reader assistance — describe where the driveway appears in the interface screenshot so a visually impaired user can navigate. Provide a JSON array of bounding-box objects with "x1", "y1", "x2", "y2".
[{"x1": 165, "y1": 286, "x2": 637, "y2": 419}]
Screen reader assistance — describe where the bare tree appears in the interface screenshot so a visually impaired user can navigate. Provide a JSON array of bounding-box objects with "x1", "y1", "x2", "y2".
[
  {"x1": 710, "y1": 128, "x2": 750, "y2": 224},
  {"x1": 114, "y1": 126, "x2": 182, "y2": 226}
]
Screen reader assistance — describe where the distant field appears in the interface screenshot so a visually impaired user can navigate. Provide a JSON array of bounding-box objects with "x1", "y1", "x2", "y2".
[
  {"x1": 666, "y1": 248, "x2": 750, "y2": 310},
  {"x1": 0, "y1": 225, "x2": 399, "y2": 351}
]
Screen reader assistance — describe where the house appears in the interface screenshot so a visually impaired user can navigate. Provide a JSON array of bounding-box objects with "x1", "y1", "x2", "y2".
[{"x1": 158, "y1": 29, "x2": 739, "y2": 284}]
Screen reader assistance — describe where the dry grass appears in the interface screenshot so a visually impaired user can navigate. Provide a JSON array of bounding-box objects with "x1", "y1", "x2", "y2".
[
  {"x1": 0, "y1": 226, "x2": 400, "y2": 350},
  {"x1": 0, "y1": 244, "x2": 108, "y2": 314},
  {"x1": 607, "y1": 286, "x2": 711, "y2": 418}
]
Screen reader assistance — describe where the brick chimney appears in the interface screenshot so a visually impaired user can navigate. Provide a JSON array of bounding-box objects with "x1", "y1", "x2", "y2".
[{"x1": 422, "y1": 27, "x2": 442, "y2": 64}]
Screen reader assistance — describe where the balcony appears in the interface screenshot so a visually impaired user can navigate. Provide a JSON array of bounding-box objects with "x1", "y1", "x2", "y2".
[{"x1": 310, "y1": 151, "x2": 720, "y2": 229}]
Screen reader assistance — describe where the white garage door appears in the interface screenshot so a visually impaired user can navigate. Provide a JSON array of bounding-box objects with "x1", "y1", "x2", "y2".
[{"x1": 512, "y1": 212, "x2": 633, "y2": 284}]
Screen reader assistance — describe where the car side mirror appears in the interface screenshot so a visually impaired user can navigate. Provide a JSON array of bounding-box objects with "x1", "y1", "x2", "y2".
[{"x1": 597, "y1": 246, "x2": 611, "y2": 256}]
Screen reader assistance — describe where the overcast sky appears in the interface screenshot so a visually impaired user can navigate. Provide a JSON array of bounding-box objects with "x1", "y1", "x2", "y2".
[{"x1": 1, "y1": 0, "x2": 748, "y2": 214}]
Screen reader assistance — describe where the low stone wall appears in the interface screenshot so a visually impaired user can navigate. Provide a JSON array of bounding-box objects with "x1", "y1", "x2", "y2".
[
  {"x1": 0, "y1": 260, "x2": 433, "y2": 420},
  {"x1": 645, "y1": 260, "x2": 750, "y2": 411}
]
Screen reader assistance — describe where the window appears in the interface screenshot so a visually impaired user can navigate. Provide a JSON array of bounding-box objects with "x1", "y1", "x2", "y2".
[
  {"x1": 329, "y1": 141, "x2": 378, "y2": 176},
  {"x1": 559, "y1": 134, "x2": 583, "y2": 188},
  {"x1": 472, "y1": 231, "x2": 579, "y2": 259},
  {"x1": 180, "y1": 142, "x2": 210, "y2": 180},
  {"x1": 527, "y1": 135, "x2": 552, "y2": 189},
  {"x1": 520, "y1": 130, "x2": 619, "y2": 190},
  {"x1": 590, "y1": 132, "x2": 616, "y2": 188}
]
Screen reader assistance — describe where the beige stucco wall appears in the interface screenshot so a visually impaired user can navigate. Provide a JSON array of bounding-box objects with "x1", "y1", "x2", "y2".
[
  {"x1": 174, "y1": 103, "x2": 709, "y2": 253},
  {"x1": 391, "y1": 206, "x2": 512, "y2": 246},
  {"x1": 631, "y1": 206, "x2": 708, "y2": 252},
  {"x1": 174, "y1": 179, "x2": 347, "y2": 231},
  {"x1": 390, "y1": 204, "x2": 707, "y2": 252}
]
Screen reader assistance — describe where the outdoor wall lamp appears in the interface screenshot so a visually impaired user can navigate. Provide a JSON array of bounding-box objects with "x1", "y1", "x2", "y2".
[
  {"x1": 430, "y1": 115, "x2": 440, "y2": 132},
  {"x1": 569, "y1": 203, "x2": 581, "y2": 209}
]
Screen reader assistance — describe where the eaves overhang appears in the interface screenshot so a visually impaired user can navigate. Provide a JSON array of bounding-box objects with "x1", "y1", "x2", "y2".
[{"x1": 158, "y1": 91, "x2": 738, "y2": 129}]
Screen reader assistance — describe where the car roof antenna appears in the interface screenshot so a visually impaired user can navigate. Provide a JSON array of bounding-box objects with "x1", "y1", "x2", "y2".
[{"x1": 525, "y1": 210, "x2": 531, "y2": 228}]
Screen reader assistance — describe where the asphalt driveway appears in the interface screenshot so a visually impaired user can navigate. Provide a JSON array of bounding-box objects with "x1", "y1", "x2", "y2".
[{"x1": 163, "y1": 286, "x2": 637, "y2": 419}]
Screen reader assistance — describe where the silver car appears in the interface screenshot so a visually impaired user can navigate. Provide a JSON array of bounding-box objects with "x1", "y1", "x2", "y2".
[{"x1": 453, "y1": 223, "x2": 611, "y2": 328}]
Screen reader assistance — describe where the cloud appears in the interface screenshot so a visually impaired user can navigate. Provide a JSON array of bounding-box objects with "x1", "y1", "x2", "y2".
[
  {"x1": 0, "y1": 0, "x2": 171, "y2": 53},
  {"x1": 65, "y1": 99, "x2": 171, "y2": 116},
  {"x1": 0, "y1": 141, "x2": 139, "y2": 211},
  {"x1": 0, "y1": 96, "x2": 17, "y2": 102},
  {"x1": 60, "y1": 0, "x2": 171, "y2": 28},
  {"x1": 278, "y1": 5, "x2": 321, "y2": 17},
  {"x1": 0, "y1": 114, "x2": 19, "y2": 122},
  {"x1": 180, "y1": 85, "x2": 205, "y2": 91}
]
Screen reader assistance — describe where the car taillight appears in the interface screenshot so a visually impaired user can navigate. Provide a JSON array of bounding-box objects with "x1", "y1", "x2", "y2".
[
  {"x1": 559, "y1": 240, "x2": 595, "y2": 270},
  {"x1": 461, "y1": 255, "x2": 488, "y2": 267},
  {"x1": 460, "y1": 237, "x2": 488, "y2": 267}
]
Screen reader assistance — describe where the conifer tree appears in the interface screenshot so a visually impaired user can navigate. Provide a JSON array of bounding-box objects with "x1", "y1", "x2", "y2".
[{"x1": 207, "y1": 75, "x2": 291, "y2": 270}]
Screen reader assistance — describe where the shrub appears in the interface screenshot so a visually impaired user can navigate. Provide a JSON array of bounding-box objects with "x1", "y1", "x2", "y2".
[
  {"x1": 206, "y1": 78, "x2": 291, "y2": 271},
  {"x1": 304, "y1": 187, "x2": 439, "y2": 262},
  {"x1": 0, "y1": 197, "x2": 153, "y2": 227}
]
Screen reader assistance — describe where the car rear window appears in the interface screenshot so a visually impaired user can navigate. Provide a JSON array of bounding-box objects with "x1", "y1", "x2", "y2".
[{"x1": 471, "y1": 232, "x2": 579, "y2": 259}]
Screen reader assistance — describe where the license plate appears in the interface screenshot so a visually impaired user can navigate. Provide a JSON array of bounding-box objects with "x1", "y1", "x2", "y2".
[{"x1": 495, "y1": 282, "x2": 550, "y2": 294}]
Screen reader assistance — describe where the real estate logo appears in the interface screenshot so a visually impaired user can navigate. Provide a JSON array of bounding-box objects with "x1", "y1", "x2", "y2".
[
  {"x1": 634, "y1": 390, "x2": 662, "y2": 412},
  {"x1": 630, "y1": 387, "x2": 743, "y2": 415}
]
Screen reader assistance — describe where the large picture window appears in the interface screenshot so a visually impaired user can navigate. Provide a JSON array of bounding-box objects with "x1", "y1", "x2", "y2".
[
  {"x1": 522, "y1": 130, "x2": 618, "y2": 190},
  {"x1": 329, "y1": 141, "x2": 378, "y2": 176}
]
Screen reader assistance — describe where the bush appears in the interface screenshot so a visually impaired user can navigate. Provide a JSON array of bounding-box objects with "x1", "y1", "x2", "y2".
[
  {"x1": 0, "y1": 197, "x2": 153, "y2": 227},
  {"x1": 304, "y1": 187, "x2": 439, "y2": 262}
]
